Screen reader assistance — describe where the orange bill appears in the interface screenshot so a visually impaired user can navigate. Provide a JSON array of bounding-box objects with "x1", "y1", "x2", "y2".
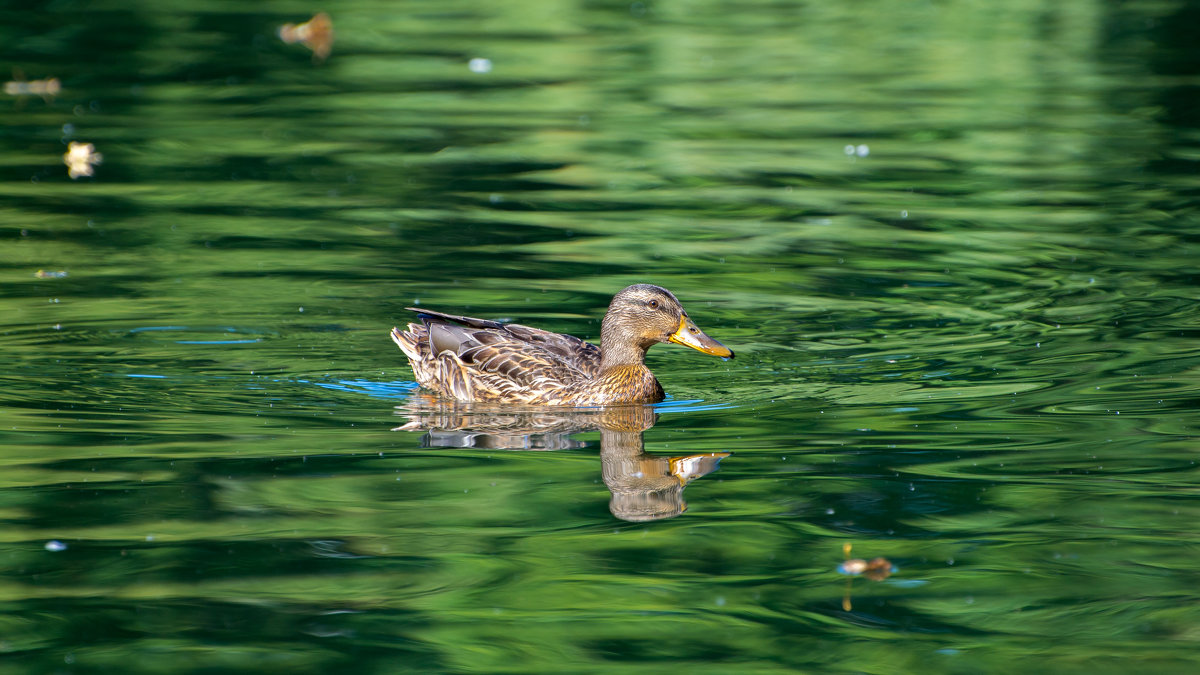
[{"x1": 667, "y1": 315, "x2": 734, "y2": 358}]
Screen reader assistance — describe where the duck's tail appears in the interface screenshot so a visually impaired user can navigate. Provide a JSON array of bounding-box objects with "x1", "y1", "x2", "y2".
[{"x1": 391, "y1": 325, "x2": 425, "y2": 362}]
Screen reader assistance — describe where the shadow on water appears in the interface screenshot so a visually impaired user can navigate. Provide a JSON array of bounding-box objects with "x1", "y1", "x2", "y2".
[{"x1": 394, "y1": 394, "x2": 729, "y2": 522}]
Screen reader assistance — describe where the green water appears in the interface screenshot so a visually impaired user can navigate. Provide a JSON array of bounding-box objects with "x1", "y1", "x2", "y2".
[{"x1": 3, "y1": 0, "x2": 1200, "y2": 672}]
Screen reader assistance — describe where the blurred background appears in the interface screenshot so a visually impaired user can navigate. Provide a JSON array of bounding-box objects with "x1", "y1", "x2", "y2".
[{"x1": 2, "y1": 0, "x2": 1198, "y2": 672}]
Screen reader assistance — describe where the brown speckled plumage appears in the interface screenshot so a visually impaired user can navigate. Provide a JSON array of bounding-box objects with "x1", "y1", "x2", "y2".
[{"x1": 390, "y1": 284, "x2": 733, "y2": 405}]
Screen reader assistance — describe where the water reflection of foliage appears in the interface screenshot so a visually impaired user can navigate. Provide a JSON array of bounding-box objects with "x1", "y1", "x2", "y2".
[{"x1": 395, "y1": 394, "x2": 729, "y2": 521}]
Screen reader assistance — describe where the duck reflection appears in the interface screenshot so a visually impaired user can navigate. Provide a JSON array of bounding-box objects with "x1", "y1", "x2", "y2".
[{"x1": 394, "y1": 395, "x2": 729, "y2": 522}]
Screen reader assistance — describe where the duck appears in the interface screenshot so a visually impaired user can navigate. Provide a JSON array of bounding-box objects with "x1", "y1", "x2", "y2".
[{"x1": 390, "y1": 284, "x2": 733, "y2": 405}]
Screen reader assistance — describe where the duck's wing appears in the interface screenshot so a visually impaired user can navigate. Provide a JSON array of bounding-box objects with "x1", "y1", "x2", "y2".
[
  {"x1": 405, "y1": 307, "x2": 506, "y2": 331},
  {"x1": 496, "y1": 323, "x2": 603, "y2": 379},
  {"x1": 404, "y1": 308, "x2": 602, "y2": 399}
]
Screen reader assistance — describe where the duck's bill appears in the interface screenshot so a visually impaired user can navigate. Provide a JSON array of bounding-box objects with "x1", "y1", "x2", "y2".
[{"x1": 667, "y1": 316, "x2": 735, "y2": 358}]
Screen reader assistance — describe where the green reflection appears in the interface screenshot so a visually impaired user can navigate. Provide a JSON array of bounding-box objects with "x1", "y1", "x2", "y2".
[{"x1": 2, "y1": 0, "x2": 1200, "y2": 672}]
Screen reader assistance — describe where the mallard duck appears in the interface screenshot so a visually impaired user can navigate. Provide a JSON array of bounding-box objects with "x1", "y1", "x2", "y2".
[{"x1": 390, "y1": 284, "x2": 733, "y2": 405}]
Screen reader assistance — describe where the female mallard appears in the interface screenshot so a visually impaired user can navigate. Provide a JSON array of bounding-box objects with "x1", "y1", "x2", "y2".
[{"x1": 390, "y1": 284, "x2": 733, "y2": 405}]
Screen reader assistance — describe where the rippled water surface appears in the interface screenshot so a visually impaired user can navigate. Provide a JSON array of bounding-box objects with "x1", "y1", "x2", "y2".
[{"x1": 3, "y1": 0, "x2": 1200, "y2": 672}]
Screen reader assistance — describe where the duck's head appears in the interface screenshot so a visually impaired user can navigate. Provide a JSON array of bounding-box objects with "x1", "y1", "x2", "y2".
[{"x1": 600, "y1": 284, "x2": 734, "y2": 367}]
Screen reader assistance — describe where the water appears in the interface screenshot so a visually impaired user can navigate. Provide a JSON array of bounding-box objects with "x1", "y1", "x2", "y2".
[{"x1": 3, "y1": 0, "x2": 1199, "y2": 672}]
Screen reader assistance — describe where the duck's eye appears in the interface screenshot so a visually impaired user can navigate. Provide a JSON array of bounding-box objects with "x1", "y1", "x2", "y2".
[{"x1": 648, "y1": 299, "x2": 659, "y2": 309}]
